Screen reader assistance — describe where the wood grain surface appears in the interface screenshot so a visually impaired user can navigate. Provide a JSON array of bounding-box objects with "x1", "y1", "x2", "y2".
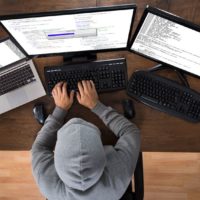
[
  {"x1": 0, "y1": 0, "x2": 200, "y2": 151},
  {"x1": 0, "y1": 151, "x2": 200, "y2": 200}
]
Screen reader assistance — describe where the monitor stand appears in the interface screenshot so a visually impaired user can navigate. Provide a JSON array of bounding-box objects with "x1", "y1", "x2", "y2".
[
  {"x1": 147, "y1": 64, "x2": 190, "y2": 88},
  {"x1": 63, "y1": 53, "x2": 97, "y2": 64}
]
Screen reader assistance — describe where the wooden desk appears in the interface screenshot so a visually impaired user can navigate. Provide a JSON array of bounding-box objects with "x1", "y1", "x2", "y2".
[{"x1": 0, "y1": 0, "x2": 200, "y2": 151}]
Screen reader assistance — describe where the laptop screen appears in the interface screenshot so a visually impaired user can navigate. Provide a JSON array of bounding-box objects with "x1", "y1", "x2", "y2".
[{"x1": 0, "y1": 39, "x2": 26, "y2": 68}]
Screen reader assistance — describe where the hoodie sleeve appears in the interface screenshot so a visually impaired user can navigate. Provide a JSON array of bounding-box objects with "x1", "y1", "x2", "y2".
[
  {"x1": 31, "y1": 106, "x2": 67, "y2": 199},
  {"x1": 92, "y1": 101, "x2": 140, "y2": 175}
]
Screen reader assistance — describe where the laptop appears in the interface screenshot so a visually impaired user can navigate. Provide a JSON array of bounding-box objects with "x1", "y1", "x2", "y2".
[{"x1": 0, "y1": 37, "x2": 46, "y2": 114}]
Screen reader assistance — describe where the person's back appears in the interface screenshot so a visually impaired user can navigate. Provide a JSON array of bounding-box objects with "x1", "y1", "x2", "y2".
[{"x1": 31, "y1": 80, "x2": 140, "y2": 200}]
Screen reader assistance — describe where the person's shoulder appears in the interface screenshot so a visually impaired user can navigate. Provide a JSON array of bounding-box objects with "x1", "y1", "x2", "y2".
[{"x1": 38, "y1": 173, "x2": 67, "y2": 199}]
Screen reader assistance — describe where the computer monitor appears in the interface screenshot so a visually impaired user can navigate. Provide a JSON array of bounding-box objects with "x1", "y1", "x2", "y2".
[
  {"x1": 0, "y1": 4, "x2": 136, "y2": 57},
  {"x1": 129, "y1": 5, "x2": 200, "y2": 77}
]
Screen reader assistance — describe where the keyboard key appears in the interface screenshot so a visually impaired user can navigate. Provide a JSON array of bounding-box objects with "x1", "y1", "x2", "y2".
[
  {"x1": 0, "y1": 65, "x2": 36, "y2": 96},
  {"x1": 45, "y1": 58, "x2": 127, "y2": 95},
  {"x1": 127, "y1": 71, "x2": 200, "y2": 122}
]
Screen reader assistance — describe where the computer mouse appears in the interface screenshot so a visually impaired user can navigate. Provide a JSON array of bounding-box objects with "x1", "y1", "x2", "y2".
[
  {"x1": 33, "y1": 103, "x2": 46, "y2": 125},
  {"x1": 122, "y1": 99, "x2": 135, "y2": 119}
]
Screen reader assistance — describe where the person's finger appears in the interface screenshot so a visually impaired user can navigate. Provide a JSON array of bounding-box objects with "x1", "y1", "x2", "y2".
[
  {"x1": 77, "y1": 82, "x2": 84, "y2": 96},
  {"x1": 70, "y1": 90, "x2": 75, "y2": 102},
  {"x1": 76, "y1": 91, "x2": 81, "y2": 102},
  {"x1": 55, "y1": 84, "x2": 62, "y2": 96},
  {"x1": 86, "y1": 80, "x2": 92, "y2": 90},
  {"x1": 62, "y1": 82, "x2": 68, "y2": 96},
  {"x1": 55, "y1": 81, "x2": 63, "y2": 89},
  {"x1": 89, "y1": 80, "x2": 95, "y2": 89},
  {"x1": 56, "y1": 82, "x2": 62, "y2": 96},
  {"x1": 52, "y1": 89, "x2": 55, "y2": 97},
  {"x1": 52, "y1": 87, "x2": 58, "y2": 97},
  {"x1": 82, "y1": 80, "x2": 89, "y2": 92}
]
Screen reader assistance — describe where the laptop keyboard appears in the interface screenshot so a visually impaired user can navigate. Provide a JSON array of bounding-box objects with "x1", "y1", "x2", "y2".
[{"x1": 0, "y1": 64, "x2": 36, "y2": 96}]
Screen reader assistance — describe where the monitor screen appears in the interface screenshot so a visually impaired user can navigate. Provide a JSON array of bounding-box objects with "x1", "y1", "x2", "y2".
[
  {"x1": 0, "y1": 38, "x2": 25, "y2": 68},
  {"x1": 0, "y1": 5, "x2": 135, "y2": 56},
  {"x1": 130, "y1": 6, "x2": 200, "y2": 77}
]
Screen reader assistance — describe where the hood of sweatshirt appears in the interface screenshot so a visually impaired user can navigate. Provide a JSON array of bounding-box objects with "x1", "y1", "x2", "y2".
[{"x1": 54, "y1": 118, "x2": 106, "y2": 191}]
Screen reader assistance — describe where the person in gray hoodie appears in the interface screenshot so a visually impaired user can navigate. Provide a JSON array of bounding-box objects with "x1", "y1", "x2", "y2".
[{"x1": 31, "y1": 80, "x2": 140, "y2": 200}]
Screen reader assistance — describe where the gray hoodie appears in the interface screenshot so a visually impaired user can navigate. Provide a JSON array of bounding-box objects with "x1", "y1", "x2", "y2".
[{"x1": 31, "y1": 101, "x2": 140, "y2": 200}]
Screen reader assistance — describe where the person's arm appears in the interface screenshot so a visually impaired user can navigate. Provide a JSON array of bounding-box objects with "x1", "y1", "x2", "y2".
[
  {"x1": 31, "y1": 82, "x2": 74, "y2": 198},
  {"x1": 31, "y1": 106, "x2": 67, "y2": 176},
  {"x1": 76, "y1": 80, "x2": 140, "y2": 176},
  {"x1": 92, "y1": 101, "x2": 140, "y2": 174}
]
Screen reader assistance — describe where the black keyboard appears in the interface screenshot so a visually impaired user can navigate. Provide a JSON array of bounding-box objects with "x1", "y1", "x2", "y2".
[
  {"x1": 44, "y1": 58, "x2": 127, "y2": 95},
  {"x1": 127, "y1": 70, "x2": 200, "y2": 122},
  {"x1": 0, "y1": 64, "x2": 36, "y2": 96}
]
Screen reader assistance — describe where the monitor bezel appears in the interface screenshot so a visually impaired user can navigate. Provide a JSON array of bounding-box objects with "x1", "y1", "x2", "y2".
[
  {"x1": 0, "y1": 4, "x2": 136, "y2": 58},
  {"x1": 128, "y1": 5, "x2": 200, "y2": 78}
]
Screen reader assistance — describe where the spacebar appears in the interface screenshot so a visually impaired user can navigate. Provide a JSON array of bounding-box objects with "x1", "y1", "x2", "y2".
[{"x1": 141, "y1": 95, "x2": 158, "y2": 104}]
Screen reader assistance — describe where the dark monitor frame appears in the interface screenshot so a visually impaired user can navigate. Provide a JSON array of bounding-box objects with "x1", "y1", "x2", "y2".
[
  {"x1": 0, "y1": 4, "x2": 137, "y2": 58},
  {"x1": 128, "y1": 5, "x2": 200, "y2": 79}
]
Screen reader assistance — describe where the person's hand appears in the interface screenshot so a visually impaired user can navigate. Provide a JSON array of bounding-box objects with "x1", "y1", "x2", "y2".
[
  {"x1": 76, "y1": 80, "x2": 99, "y2": 109},
  {"x1": 52, "y1": 82, "x2": 74, "y2": 111}
]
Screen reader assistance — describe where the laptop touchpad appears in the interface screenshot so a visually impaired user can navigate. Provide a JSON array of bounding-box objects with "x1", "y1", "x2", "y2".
[{"x1": 6, "y1": 89, "x2": 28, "y2": 107}]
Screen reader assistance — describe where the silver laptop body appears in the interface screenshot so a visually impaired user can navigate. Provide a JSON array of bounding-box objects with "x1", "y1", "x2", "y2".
[{"x1": 0, "y1": 38, "x2": 46, "y2": 114}]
